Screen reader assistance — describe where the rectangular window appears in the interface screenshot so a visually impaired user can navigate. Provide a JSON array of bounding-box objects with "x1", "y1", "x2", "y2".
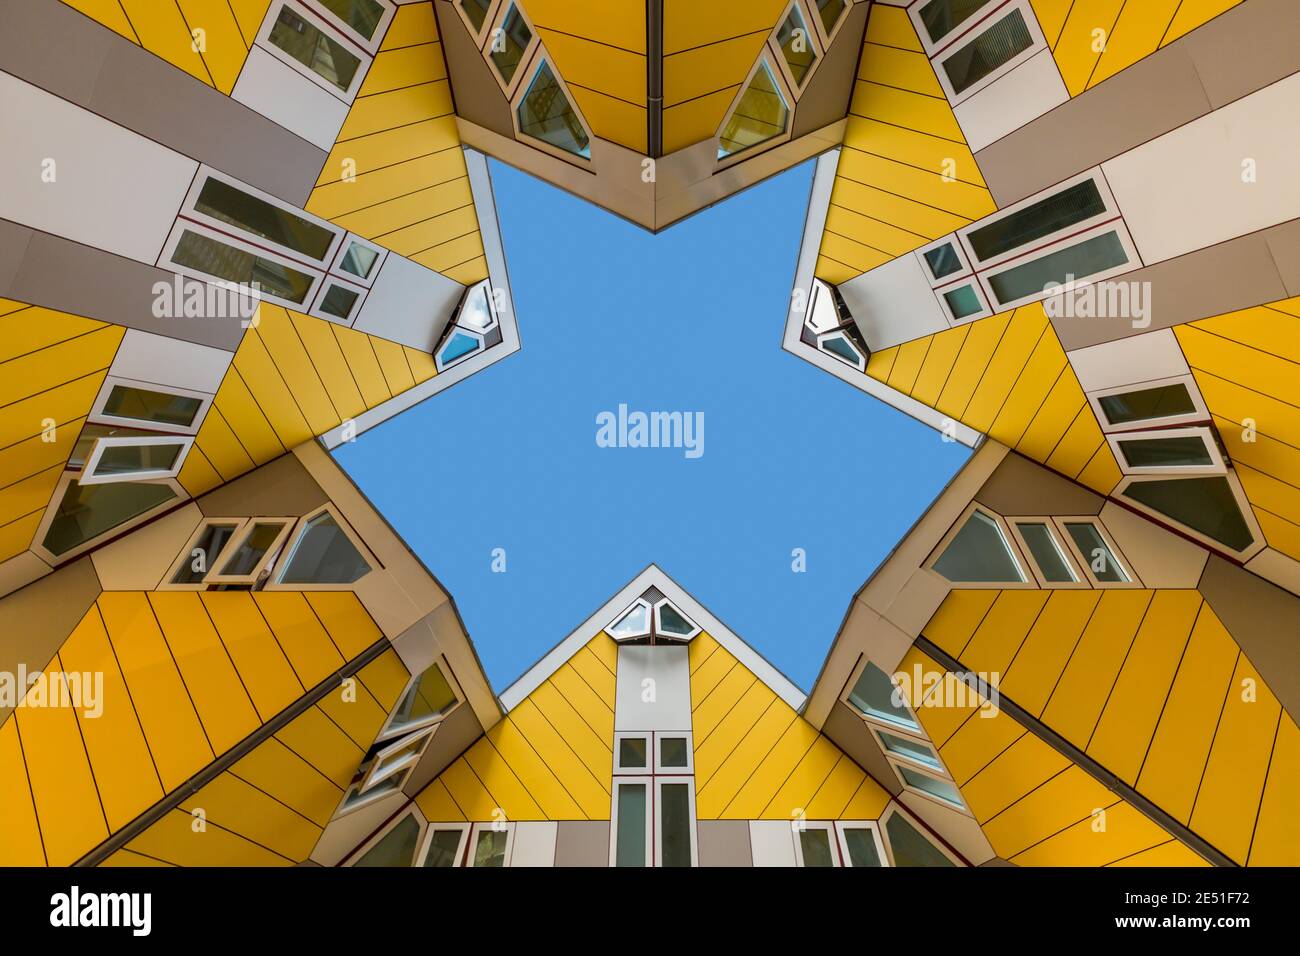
[
  {"x1": 795, "y1": 825, "x2": 838, "y2": 867},
  {"x1": 874, "y1": 728, "x2": 943, "y2": 770},
  {"x1": 489, "y1": 4, "x2": 533, "y2": 88},
  {"x1": 613, "y1": 779, "x2": 649, "y2": 867},
  {"x1": 845, "y1": 660, "x2": 920, "y2": 731},
  {"x1": 1119, "y1": 475, "x2": 1259, "y2": 556},
  {"x1": 469, "y1": 824, "x2": 513, "y2": 867},
  {"x1": 69, "y1": 423, "x2": 160, "y2": 469},
  {"x1": 917, "y1": 0, "x2": 999, "y2": 45},
  {"x1": 1094, "y1": 380, "x2": 1200, "y2": 428},
  {"x1": 338, "y1": 240, "x2": 381, "y2": 281},
  {"x1": 169, "y1": 520, "x2": 244, "y2": 586},
  {"x1": 80, "y1": 436, "x2": 191, "y2": 485},
  {"x1": 941, "y1": 282, "x2": 987, "y2": 322},
  {"x1": 656, "y1": 734, "x2": 692, "y2": 772},
  {"x1": 1013, "y1": 520, "x2": 1080, "y2": 585},
  {"x1": 268, "y1": 4, "x2": 362, "y2": 93},
  {"x1": 657, "y1": 780, "x2": 695, "y2": 867},
  {"x1": 896, "y1": 764, "x2": 966, "y2": 810},
  {"x1": 316, "y1": 282, "x2": 362, "y2": 322},
  {"x1": 1060, "y1": 519, "x2": 1132, "y2": 585},
  {"x1": 381, "y1": 660, "x2": 460, "y2": 740},
  {"x1": 360, "y1": 725, "x2": 437, "y2": 792},
  {"x1": 205, "y1": 519, "x2": 294, "y2": 584},
  {"x1": 170, "y1": 228, "x2": 317, "y2": 304},
  {"x1": 193, "y1": 175, "x2": 337, "y2": 261},
  {"x1": 940, "y1": 8, "x2": 1033, "y2": 95},
  {"x1": 97, "y1": 382, "x2": 206, "y2": 431},
  {"x1": 1107, "y1": 426, "x2": 1224, "y2": 476},
  {"x1": 966, "y1": 178, "x2": 1107, "y2": 264},
  {"x1": 985, "y1": 230, "x2": 1130, "y2": 307},
  {"x1": 614, "y1": 733, "x2": 650, "y2": 773},
  {"x1": 836, "y1": 823, "x2": 886, "y2": 867},
  {"x1": 923, "y1": 242, "x2": 964, "y2": 281},
  {"x1": 419, "y1": 825, "x2": 470, "y2": 868}
]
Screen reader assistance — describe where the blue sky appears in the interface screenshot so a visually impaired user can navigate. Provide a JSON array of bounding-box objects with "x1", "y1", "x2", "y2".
[{"x1": 336, "y1": 158, "x2": 969, "y2": 692}]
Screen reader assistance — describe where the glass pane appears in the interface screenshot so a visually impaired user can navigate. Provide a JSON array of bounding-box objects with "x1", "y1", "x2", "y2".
[
  {"x1": 279, "y1": 512, "x2": 371, "y2": 584},
  {"x1": 615, "y1": 784, "x2": 647, "y2": 867},
  {"x1": 799, "y1": 829, "x2": 835, "y2": 867},
  {"x1": 1017, "y1": 522, "x2": 1077, "y2": 583},
  {"x1": 339, "y1": 242, "x2": 380, "y2": 279},
  {"x1": 943, "y1": 284, "x2": 983, "y2": 320},
  {"x1": 218, "y1": 521, "x2": 287, "y2": 577},
  {"x1": 103, "y1": 385, "x2": 203, "y2": 428},
  {"x1": 171, "y1": 230, "x2": 315, "y2": 304},
  {"x1": 900, "y1": 765, "x2": 964, "y2": 806},
  {"x1": 1121, "y1": 477, "x2": 1255, "y2": 552},
  {"x1": 422, "y1": 829, "x2": 465, "y2": 867},
  {"x1": 319, "y1": 283, "x2": 360, "y2": 320},
  {"x1": 968, "y1": 179, "x2": 1106, "y2": 262},
  {"x1": 846, "y1": 662, "x2": 918, "y2": 730},
  {"x1": 843, "y1": 828, "x2": 883, "y2": 867},
  {"x1": 458, "y1": 282, "x2": 495, "y2": 331},
  {"x1": 43, "y1": 480, "x2": 177, "y2": 557},
  {"x1": 821, "y1": 334, "x2": 862, "y2": 366},
  {"x1": 317, "y1": 0, "x2": 386, "y2": 40},
  {"x1": 172, "y1": 523, "x2": 239, "y2": 584},
  {"x1": 1098, "y1": 383, "x2": 1195, "y2": 426},
  {"x1": 988, "y1": 231, "x2": 1128, "y2": 306},
  {"x1": 660, "y1": 736, "x2": 689, "y2": 768},
  {"x1": 657, "y1": 602, "x2": 694, "y2": 636},
  {"x1": 660, "y1": 783, "x2": 693, "y2": 867},
  {"x1": 878, "y1": 730, "x2": 942, "y2": 769},
  {"x1": 353, "y1": 814, "x2": 420, "y2": 867},
  {"x1": 919, "y1": 0, "x2": 997, "y2": 43},
  {"x1": 718, "y1": 61, "x2": 788, "y2": 159},
  {"x1": 1116, "y1": 435, "x2": 1213, "y2": 469},
  {"x1": 885, "y1": 813, "x2": 956, "y2": 867},
  {"x1": 195, "y1": 177, "x2": 336, "y2": 261},
  {"x1": 932, "y1": 510, "x2": 1025, "y2": 583},
  {"x1": 777, "y1": 5, "x2": 816, "y2": 87},
  {"x1": 473, "y1": 829, "x2": 508, "y2": 867},
  {"x1": 517, "y1": 61, "x2": 591, "y2": 158},
  {"x1": 924, "y1": 243, "x2": 962, "y2": 279},
  {"x1": 619, "y1": 736, "x2": 647, "y2": 769},
  {"x1": 438, "y1": 330, "x2": 482, "y2": 367},
  {"x1": 1063, "y1": 522, "x2": 1129, "y2": 582},
  {"x1": 460, "y1": 0, "x2": 491, "y2": 31},
  {"x1": 390, "y1": 663, "x2": 458, "y2": 733},
  {"x1": 490, "y1": 5, "x2": 532, "y2": 85},
  {"x1": 269, "y1": 5, "x2": 361, "y2": 91},
  {"x1": 70, "y1": 424, "x2": 159, "y2": 467},
  {"x1": 815, "y1": 0, "x2": 846, "y2": 35},
  {"x1": 92, "y1": 441, "x2": 184, "y2": 477},
  {"x1": 942, "y1": 9, "x2": 1033, "y2": 95},
  {"x1": 609, "y1": 602, "x2": 650, "y2": 638}
]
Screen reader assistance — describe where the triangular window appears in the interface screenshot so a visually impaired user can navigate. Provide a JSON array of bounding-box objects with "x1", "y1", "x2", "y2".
[
  {"x1": 718, "y1": 59, "x2": 789, "y2": 159},
  {"x1": 517, "y1": 60, "x2": 590, "y2": 158}
]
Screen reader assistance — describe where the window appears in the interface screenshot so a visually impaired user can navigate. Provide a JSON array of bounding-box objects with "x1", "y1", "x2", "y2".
[
  {"x1": 169, "y1": 227, "x2": 317, "y2": 304},
  {"x1": 1009, "y1": 520, "x2": 1083, "y2": 586},
  {"x1": 985, "y1": 229, "x2": 1131, "y2": 308},
  {"x1": 1091, "y1": 378, "x2": 1205, "y2": 430},
  {"x1": 167, "y1": 520, "x2": 244, "y2": 587},
  {"x1": 488, "y1": 4, "x2": 533, "y2": 89},
  {"x1": 775, "y1": 2, "x2": 817, "y2": 89},
  {"x1": 338, "y1": 240, "x2": 381, "y2": 281},
  {"x1": 352, "y1": 812, "x2": 422, "y2": 867},
  {"x1": 359, "y1": 724, "x2": 438, "y2": 793},
  {"x1": 813, "y1": 0, "x2": 847, "y2": 39},
  {"x1": 468, "y1": 823, "x2": 515, "y2": 867},
  {"x1": 433, "y1": 279, "x2": 499, "y2": 371},
  {"x1": 610, "y1": 737, "x2": 698, "y2": 866},
  {"x1": 458, "y1": 0, "x2": 494, "y2": 37},
  {"x1": 836, "y1": 822, "x2": 886, "y2": 867},
  {"x1": 844, "y1": 660, "x2": 920, "y2": 732},
  {"x1": 79, "y1": 436, "x2": 191, "y2": 485},
  {"x1": 872, "y1": 727, "x2": 943, "y2": 770},
  {"x1": 881, "y1": 807, "x2": 960, "y2": 867},
  {"x1": 916, "y1": 0, "x2": 999, "y2": 45},
  {"x1": 38, "y1": 475, "x2": 180, "y2": 560},
  {"x1": 940, "y1": 282, "x2": 989, "y2": 323},
  {"x1": 418, "y1": 825, "x2": 470, "y2": 867},
  {"x1": 930, "y1": 506, "x2": 1027, "y2": 584},
  {"x1": 1107, "y1": 426, "x2": 1225, "y2": 476},
  {"x1": 794, "y1": 823, "x2": 838, "y2": 867},
  {"x1": 266, "y1": 2, "x2": 364, "y2": 97},
  {"x1": 923, "y1": 242, "x2": 965, "y2": 281},
  {"x1": 516, "y1": 59, "x2": 591, "y2": 159},
  {"x1": 380, "y1": 660, "x2": 460, "y2": 740},
  {"x1": 1119, "y1": 474, "x2": 1259, "y2": 556},
  {"x1": 718, "y1": 59, "x2": 789, "y2": 160},
  {"x1": 315, "y1": 282, "x2": 362, "y2": 322},
  {"x1": 967, "y1": 178, "x2": 1107, "y2": 265},
  {"x1": 93, "y1": 380, "x2": 209, "y2": 433},
  {"x1": 608, "y1": 600, "x2": 652, "y2": 640},
  {"x1": 193, "y1": 175, "x2": 336, "y2": 262},
  {"x1": 1059, "y1": 518, "x2": 1133, "y2": 585},
  {"x1": 653, "y1": 598, "x2": 700, "y2": 640},
  {"x1": 606, "y1": 594, "x2": 701, "y2": 644},
  {"x1": 818, "y1": 330, "x2": 866, "y2": 369},
  {"x1": 316, "y1": 0, "x2": 390, "y2": 44},
  {"x1": 896, "y1": 764, "x2": 965, "y2": 809},
  {"x1": 275, "y1": 508, "x2": 373, "y2": 585},
  {"x1": 204, "y1": 519, "x2": 294, "y2": 585},
  {"x1": 937, "y1": 6, "x2": 1034, "y2": 98}
]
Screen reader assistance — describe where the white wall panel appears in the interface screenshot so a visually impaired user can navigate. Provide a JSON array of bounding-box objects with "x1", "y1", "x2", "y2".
[
  {"x1": 839, "y1": 252, "x2": 949, "y2": 350},
  {"x1": 231, "y1": 48, "x2": 350, "y2": 152},
  {"x1": 353, "y1": 252, "x2": 464, "y2": 351},
  {"x1": 748, "y1": 821, "x2": 796, "y2": 867},
  {"x1": 615, "y1": 645, "x2": 691, "y2": 732},
  {"x1": 954, "y1": 50, "x2": 1068, "y2": 152},
  {"x1": 0, "y1": 71, "x2": 196, "y2": 264},
  {"x1": 1103, "y1": 73, "x2": 1300, "y2": 264},
  {"x1": 109, "y1": 329, "x2": 233, "y2": 393},
  {"x1": 510, "y1": 822, "x2": 558, "y2": 867},
  {"x1": 1067, "y1": 328, "x2": 1189, "y2": 392}
]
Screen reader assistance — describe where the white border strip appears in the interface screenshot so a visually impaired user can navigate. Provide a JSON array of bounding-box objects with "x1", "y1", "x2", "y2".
[
  {"x1": 499, "y1": 564, "x2": 807, "y2": 712},
  {"x1": 783, "y1": 149, "x2": 981, "y2": 448},
  {"x1": 321, "y1": 148, "x2": 520, "y2": 448}
]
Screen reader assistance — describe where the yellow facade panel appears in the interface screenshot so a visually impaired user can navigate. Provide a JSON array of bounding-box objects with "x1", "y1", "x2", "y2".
[
  {"x1": 181, "y1": 772, "x2": 322, "y2": 861},
  {"x1": 960, "y1": 732, "x2": 1070, "y2": 823},
  {"x1": 695, "y1": 699, "x2": 795, "y2": 818},
  {"x1": 695, "y1": 682, "x2": 777, "y2": 789},
  {"x1": 383, "y1": 0, "x2": 439, "y2": 47},
  {"x1": 254, "y1": 306, "x2": 342, "y2": 435},
  {"x1": 177, "y1": 0, "x2": 250, "y2": 93},
  {"x1": 1009, "y1": 801, "x2": 1172, "y2": 866},
  {"x1": 1161, "y1": 0, "x2": 1244, "y2": 46},
  {"x1": 339, "y1": 80, "x2": 455, "y2": 142},
  {"x1": 958, "y1": 590, "x2": 1049, "y2": 677},
  {"x1": 857, "y1": 42, "x2": 942, "y2": 96},
  {"x1": 127, "y1": 809, "x2": 292, "y2": 866},
  {"x1": 363, "y1": 40, "x2": 448, "y2": 95},
  {"x1": 804, "y1": 754, "x2": 868, "y2": 820},
  {"x1": 307, "y1": 592, "x2": 385, "y2": 662},
  {"x1": 1249, "y1": 714, "x2": 1300, "y2": 866},
  {"x1": 548, "y1": 664, "x2": 615, "y2": 744},
  {"x1": 230, "y1": 736, "x2": 342, "y2": 827},
  {"x1": 998, "y1": 590, "x2": 1101, "y2": 717},
  {"x1": 722, "y1": 715, "x2": 820, "y2": 819},
  {"x1": 692, "y1": 663, "x2": 756, "y2": 743},
  {"x1": 939, "y1": 708, "x2": 1026, "y2": 786},
  {"x1": 251, "y1": 592, "x2": 347, "y2": 690},
  {"x1": 331, "y1": 325, "x2": 393, "y2": 409},
  {"x1": 662, "y1": 0, "x2": 786, "y2": 56},
  {"x1": 0, "y1": 305, "x2": 104, "y2": 364},
  {"x1": 61, "y1": 0, "x2": 140, "y2": 42},
  {"x1": 201, "y1": 592, "x2": 305, "y2": 722},
  {"x1": 1051, "y1": 0, "x2": 1125, "y2": 96},
  {"x1": 980, "y1": 765, "x2": 1113, "y2": 858},
  {"x1": 850, "y1": 81, "x2": 966, "y2": 143},
  {"x1": 232, "y1": 331, "x2": 314, "y2": 450},
  {"x1": 0, "y1": 372, "x2": 105, "y2": 450},
  {"x1": 118, "y1": 0, "x2": 213, "y2": 85},
  {"x1": 508, "y1": 698, "x2": 610, "y2": 818},
  {"x1": 274, "y1": 705, "x2": 364, "y2": 790},
  {"x1": 0, "y1": 719, "x2": 45, "y2": 865},
  {"x1": 212, "y1": 369, "x2": 285, "y2": 465},
  {"x1": 528, "y1": 679, "x2": 612, "y2": 789},
  {"x1": 910, "y1": 325, "x2": 969, "y2": 408},
  {"x1": 288, "y1": 313, "x2": 367, "y2": 422},
  {"x1": 568, "y1": 85, "x2": 648, "y2": 154},
  {"x1": 0, "y1": 325, "x2": 122, "y2": 410},
  {"x1": 462, "y1": 738, "x2": 545, "y2": 821},
  {"x1": 824, "y1": 202, "x2": 930, "y2": 258},
  {"x1": 935, "y1": 310, "x2": 1013, "y2": 421},
  {"x1": 1030, "y1": 0, "x2": 1074, "y2": 48},
  {"x1": 863, "y1": 3, "x2": 922, "y2": 51},
  {"x1": 758, "y1": 733, "x2": 843, "y2": 821},
  {"x1": 661, "y1": 86, "x2": 739, "y2": 155},
  {"x1": 484, "y1": 715, "x2": 585, "y2": 820},
  {"x1": 194, "y1": 406, "x2": 256, "y2": 483},
  {"x1": 414, "y1": 778, "x2": 466, "y2": 822}
]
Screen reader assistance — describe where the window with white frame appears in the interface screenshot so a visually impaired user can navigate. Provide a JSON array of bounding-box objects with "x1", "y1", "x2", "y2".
[
  {"x1": 836, "y1": 821, "x2": 887, "y2": 867},
  {"x1": 378, "y1": 659, "x2": 462, "y2": 742},
  {"x1": 468, "y1": 822, "x2": 515, "y2": 867},
  {"x1": 911, "y1": 0, "x2": 1047, "y2": 106},
  {"x1": 880, "y1": 805, "x2": 961, "y2": 867},
  {"x1": 514, "y1": 56, "x2": 592, "y2": 161},
  {"x1": 801, "y1": 279, "x2": 869, "y2": 369},
  {"x1": 257, "y1": 0, "x2": 395, "y2": 102},
  {"x1": 1056, "y1": 517, "x2": 1136, "y2": 586},
  {"x1": 604, "y1": 592, "x2": 701, "y2": 644},
  {"x1": 1118, "y1": 473, "x2": 1262, "y2": 558},
  {"x1": 611, "y1": 731, "x2": 697, "y2": 867},
  {"x1": 843, "y1": 659, "x2": 922, "y2": 732},
  {"x1": 1007, "y1": 518, "x2": 1086, "y2": 588},
  {"x1": 484, "y1": 2, "x2": 537, "y2": 94},
  {"x1": 435, "y1": 279, "x2": 500, "y2": 371},
  {"x1": 78, "y1": 435, "x2": 193, "y2": 486},
  {"x1": 418, "y1": 823, "x2": 471, "y2": 867},
  {"x1": 1107, "y1": 426, "x2": 1226, "y2": 477},
  {"x1": 350, "y1": 810, "x2": 424, "y2": 867},
  {"x1": 928, "y1": 504, "x2": 1029, "y2": 585},
  {"x1": 717, "y1": 56, "x2": 791, "y2": 162},
  {"x1": 1088, "y1": 376, "x2": 1208, "y2": 431},
  {"x1": 792, "y1": 821, "x2": 888, "y2": 867}
]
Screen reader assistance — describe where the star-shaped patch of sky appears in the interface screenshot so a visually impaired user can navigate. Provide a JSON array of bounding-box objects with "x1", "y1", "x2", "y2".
[{"x1": 336, "y1": 157, "x2": 970, "y2": 691}]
